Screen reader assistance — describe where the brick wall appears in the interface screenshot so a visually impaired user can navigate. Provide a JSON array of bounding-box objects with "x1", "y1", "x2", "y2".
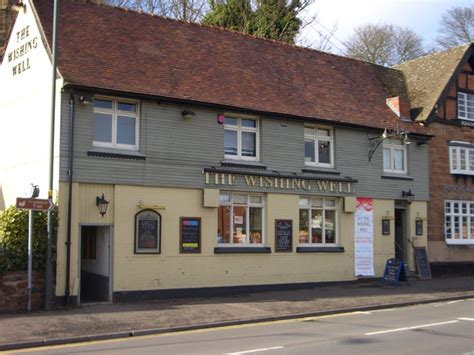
[
  {"x1": 0, "y1": 271, "x2": 45, "y2": 313},
  {"x1": 427, "y1": 122, "x2": 474, "y2": 263}
]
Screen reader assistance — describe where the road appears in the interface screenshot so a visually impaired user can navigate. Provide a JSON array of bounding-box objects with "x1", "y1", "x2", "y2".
[{"x1": 10, "y1": 299, "x2": 474, "y2": 355}]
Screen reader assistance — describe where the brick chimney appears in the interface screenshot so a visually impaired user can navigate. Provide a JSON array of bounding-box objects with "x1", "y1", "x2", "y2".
[
  {"x1": 386, "y1": 96, "x2": 411, "y2": 120},
  {"x1": 0, "y1": 0, "x2": 16, "y2": 52}
]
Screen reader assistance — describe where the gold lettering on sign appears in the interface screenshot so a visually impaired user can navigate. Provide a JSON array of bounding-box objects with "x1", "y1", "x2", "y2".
[
  {"x1": 7, "y1": 26, "x2": 39, "y2": 77},
  {"x1": 203, "y1": 171, "x2": 354, "y2": 193}
]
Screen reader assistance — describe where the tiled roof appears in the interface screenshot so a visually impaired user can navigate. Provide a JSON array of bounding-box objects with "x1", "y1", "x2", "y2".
[
  {"x1": 34, "y1": 0, "x2": 424, "y2": 133},
  {"x1": 394, "y1": 44, "x2": 471, "y2": 122}
]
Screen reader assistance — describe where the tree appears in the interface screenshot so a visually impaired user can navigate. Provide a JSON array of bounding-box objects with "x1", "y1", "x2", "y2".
[
  {"x1": 202, "y1": 0, "x2": 313, "y2": 44},
  {"x1": 106, "y1": 0, "x2": 208, "y2": 21},
  {"x1": 344, "y1": 24, "x2": 424, "y2": 66},
  {"x1": 436, "y1": 6, "x2": 474, "y2": 50}
]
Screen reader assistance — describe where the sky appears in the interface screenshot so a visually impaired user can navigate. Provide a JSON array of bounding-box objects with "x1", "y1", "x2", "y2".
[{"x1": 299, "y1": 0, "x2": 473, "y2": 54}]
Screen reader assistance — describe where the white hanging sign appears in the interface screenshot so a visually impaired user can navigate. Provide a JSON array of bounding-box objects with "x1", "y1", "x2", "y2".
[{"x1": 354, "y1": 197, "x2": 374, "y2": 276}]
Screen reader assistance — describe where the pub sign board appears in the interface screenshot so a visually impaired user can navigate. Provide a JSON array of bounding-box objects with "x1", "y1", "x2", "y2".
[
  {"x1": 414, "y1": 247, "x2": 431, "y2": 280},
  {"x1": 275, "y1": 219, "x2": 292, "y2": 252},
  {"x1": 381, "y1": 258, "x2": 409, "y2": 287},
  {"x1": 135, "y1": 209, "x2": 161, "y2": 254},
  {"x1": 180, "y1": 217, "x2": 201, "y2": 253}
]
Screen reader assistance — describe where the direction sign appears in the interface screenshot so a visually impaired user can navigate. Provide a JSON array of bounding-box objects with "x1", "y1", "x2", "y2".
[{"x1": 16, "y1": 198, "x2": 53, "y2": 211}]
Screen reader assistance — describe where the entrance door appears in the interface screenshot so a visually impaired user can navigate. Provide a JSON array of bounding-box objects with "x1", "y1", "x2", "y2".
[
  {"x1": 395, "y1": 208, "x2": 406, "y2": 262},
  {"x1": 80, "y1": 226, "x2": 111, "y2": 302}
]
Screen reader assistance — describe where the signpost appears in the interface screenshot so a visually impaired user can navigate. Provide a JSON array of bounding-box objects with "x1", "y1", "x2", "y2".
[{"x1": 16, "y1": 197, "x2": 53, "y2": 311}]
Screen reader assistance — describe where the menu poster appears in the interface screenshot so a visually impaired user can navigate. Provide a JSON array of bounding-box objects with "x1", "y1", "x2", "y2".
[
  {"x1": 354, "y1": 197, "x2": 374, "y2": 276},
  {"x1": 180, "y1": 217, "x2": 201, "y2": 253}
]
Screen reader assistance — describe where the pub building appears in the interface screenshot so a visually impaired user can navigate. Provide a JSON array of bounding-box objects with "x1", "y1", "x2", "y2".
[{"x1": 0, "y1": 0, "x2": 431, "y2": 304}]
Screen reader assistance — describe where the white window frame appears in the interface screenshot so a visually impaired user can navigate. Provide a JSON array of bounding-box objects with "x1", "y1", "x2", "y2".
[
  {"x1": 457, "y1": 92, "x2": 474, "y2": 121},
  {"x1": 93, "y1": 96, "x2": 140, "y2": 150},
  {"x1": 298, "y1": 197, "x2": 338, "y2": 245},
  {"x1": 449, "y1": 144, "x2": 474, "y2": 175},
  {"x1": 224, "y1": 115, "x2": 259, "y2": 161},
  {"x1": 304, "y1": 126, "x2": 334, "y2": 168},
  {"x1": 217, "y1": 192, "x2": 264, "y2": 245},
  {"x1": 445, "y1": 200, "x2": 474, "y2": 245},
  {"x1": 383, "y1": 139, "x2": 407, "y2": 174}
]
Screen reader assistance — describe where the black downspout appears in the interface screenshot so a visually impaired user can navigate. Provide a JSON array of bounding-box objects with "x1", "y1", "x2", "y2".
[{"x1": 65, "y1": 90, "x2": 75, "y2": 306}]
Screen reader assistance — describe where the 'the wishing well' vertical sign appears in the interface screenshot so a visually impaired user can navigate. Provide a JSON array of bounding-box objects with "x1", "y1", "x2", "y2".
[{"x1": 354, "y1": 197, "x2": 374, "y2": 276}]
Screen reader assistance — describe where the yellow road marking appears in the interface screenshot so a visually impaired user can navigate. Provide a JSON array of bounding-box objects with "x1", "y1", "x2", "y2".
[{"x1": 4, "y1": 311, "x2": 359, "y2": 353}]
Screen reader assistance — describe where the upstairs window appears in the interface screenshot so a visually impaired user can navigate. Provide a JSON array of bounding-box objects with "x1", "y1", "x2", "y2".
[
  {"x1": 304, "y1": 126, "x2": 334, "y2": 168},
  {"x1": 383, "y1": 139, "x2": 407, "y2": 174},
  {"x1": 93, "y1": 97, "x2": 139, "y2": 150},
  {"x1": 450, "y1": 145, "x2": 474, "y2": 175},
  {"x1": 457, "y1": 92, "x2": 474, "y2": 121},
  {"x1": 445, "y1": 201, "x2": 474, "y2": 245},
  {"x1": 224, "y1": 116, "x2": 259, "y2": 160}
]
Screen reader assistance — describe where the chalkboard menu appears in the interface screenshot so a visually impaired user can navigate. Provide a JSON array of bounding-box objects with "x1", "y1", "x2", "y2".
[
  {"x1": 135, "y1": 209, "x2": 161, "y2": 254},
  {"x1": 180, "y1": 217, "x2": 201, "y2": 253},
  {"x1": 414, "y1": 247, "x2": 431, "y2": 280},
  {"x1": 275, "y1": 219, "x2": 292, "y2": 252},
  {"x1": 381, "y1": 258, "x2": 409, "y2": 286}
]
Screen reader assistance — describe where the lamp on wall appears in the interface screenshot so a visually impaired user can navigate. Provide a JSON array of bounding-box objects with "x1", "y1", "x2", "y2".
[
  {"x1": 181, "y1": 109, "x2": 196, "y2": 119},
  {"x1": 78, "y1": 96, "x2": 94, "y2": 106},
  {"x1": 11, "y1": 1, "x2": 26, "y2": 12},
  {"x1": 402, "y1": 189, "x2": 415, "y2": 204},
  {"x1": 368, "y1": 124, "x2": 411, "y2": 162},
  {"x1": 96, "y1": 194, "x2": 109, "y2": 217}
]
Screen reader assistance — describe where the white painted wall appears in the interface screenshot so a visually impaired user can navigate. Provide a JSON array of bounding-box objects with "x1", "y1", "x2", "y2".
[
  {"x1": 81, "y1": 226, "x2": 110, "y2": 277},
  {"x1": 0, "y1": 0, "x2": 61, "y2": 209}
]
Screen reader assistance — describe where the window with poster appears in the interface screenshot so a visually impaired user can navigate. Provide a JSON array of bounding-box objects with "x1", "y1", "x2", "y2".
[
  {"x1": 299, "y1": 197, "x2": 338, "y2": 245},
  {"x1": 135, "y1": 209, "x2": 161, "y2": 253},
  {"x1": 217, "y1": 193, "x2": 264, "y2": 245}
]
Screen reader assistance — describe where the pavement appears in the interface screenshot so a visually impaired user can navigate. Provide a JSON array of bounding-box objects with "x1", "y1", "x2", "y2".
[{"x1": 0, "y1": 275, "x2": 473, "y2": 351}]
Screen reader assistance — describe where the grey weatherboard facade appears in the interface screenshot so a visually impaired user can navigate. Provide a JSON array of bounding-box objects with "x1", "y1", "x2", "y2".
[{"x1": 59, "y1": 91, "x2": 430, "y2": 200}]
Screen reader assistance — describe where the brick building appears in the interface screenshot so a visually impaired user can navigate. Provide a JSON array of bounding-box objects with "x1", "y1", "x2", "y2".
[{"x1": 396, "y1": 44, "x2": 474, "y2": 273}]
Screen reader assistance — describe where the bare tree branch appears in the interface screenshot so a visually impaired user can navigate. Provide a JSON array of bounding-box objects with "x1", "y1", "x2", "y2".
[{"x1": 436, "y1": 6, "x2": 474, "y2": 49}]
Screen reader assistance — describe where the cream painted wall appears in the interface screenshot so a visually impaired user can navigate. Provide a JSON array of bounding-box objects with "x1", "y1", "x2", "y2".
[
  {"x1": 0, "y1": 0, "x2": 61, "y2": 208},
  {"x1": 372, "y1": 199, "x2": 396, "y2": 276},
  {"x1": 56, "y1": 182, "x2": 416, "y2": 297},
  {"x1": 406, "y1": 201, "x2": 428, "y2": 270}
]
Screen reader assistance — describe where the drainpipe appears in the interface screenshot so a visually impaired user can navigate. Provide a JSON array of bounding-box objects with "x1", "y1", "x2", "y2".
[{"x1": 65, "y1": 90, "x2": 75, "y2": 306}]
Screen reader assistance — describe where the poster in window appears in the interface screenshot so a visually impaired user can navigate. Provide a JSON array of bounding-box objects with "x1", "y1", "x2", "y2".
[
  {"x1": 180, "y1": 217, "x2": 201, "y2": 253},
  {"x1": 135, "y1": 209, "x2": 161, "y2": 254}
]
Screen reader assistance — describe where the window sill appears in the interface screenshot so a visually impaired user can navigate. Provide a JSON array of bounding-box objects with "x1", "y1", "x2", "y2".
[
  {"x1": 381, "y1": 174, "x2": 413, "y2": 181},
  {"x1": 302, "y1": 168, "x2": 340, "y2": 175},
  {"x1": 296, "y1": 246, "x2": 344, "y2": 253},
  {"x1": 446, "y1": 241, "x2": 474, "y2": 246},
  {"x1": 88, "y1": 147, "x2": 146, "y2": 160},
  {"x1": 214, "y1": 246, "x2": 271, "y2": 253},
  {"x1": 221, "y1": 160, "x2": 267, "y2": 170}
]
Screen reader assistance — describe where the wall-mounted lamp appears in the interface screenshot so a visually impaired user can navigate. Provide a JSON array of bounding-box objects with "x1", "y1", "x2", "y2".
[
  {"x1": 30, "y1": 184, "x2": 40, "y2": 198},
  {"x1": 78, "y1": 96, "x2": 94, "y2": 106},
  {"x1": 96, "y1": 194, "x2": 109, "y2": 217},
  {"x1": 181, "y1": 109, "x2": 195, "y2": 119},
  {"x1": 402, "y1": 189, "x2": 415, "y2": 204},
  {"x1": 11, "y1": 1, "x2": 26, "y2": 12},
  {"x1": 368, "y1": 124, "x2": 411, "y2": 162}
]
